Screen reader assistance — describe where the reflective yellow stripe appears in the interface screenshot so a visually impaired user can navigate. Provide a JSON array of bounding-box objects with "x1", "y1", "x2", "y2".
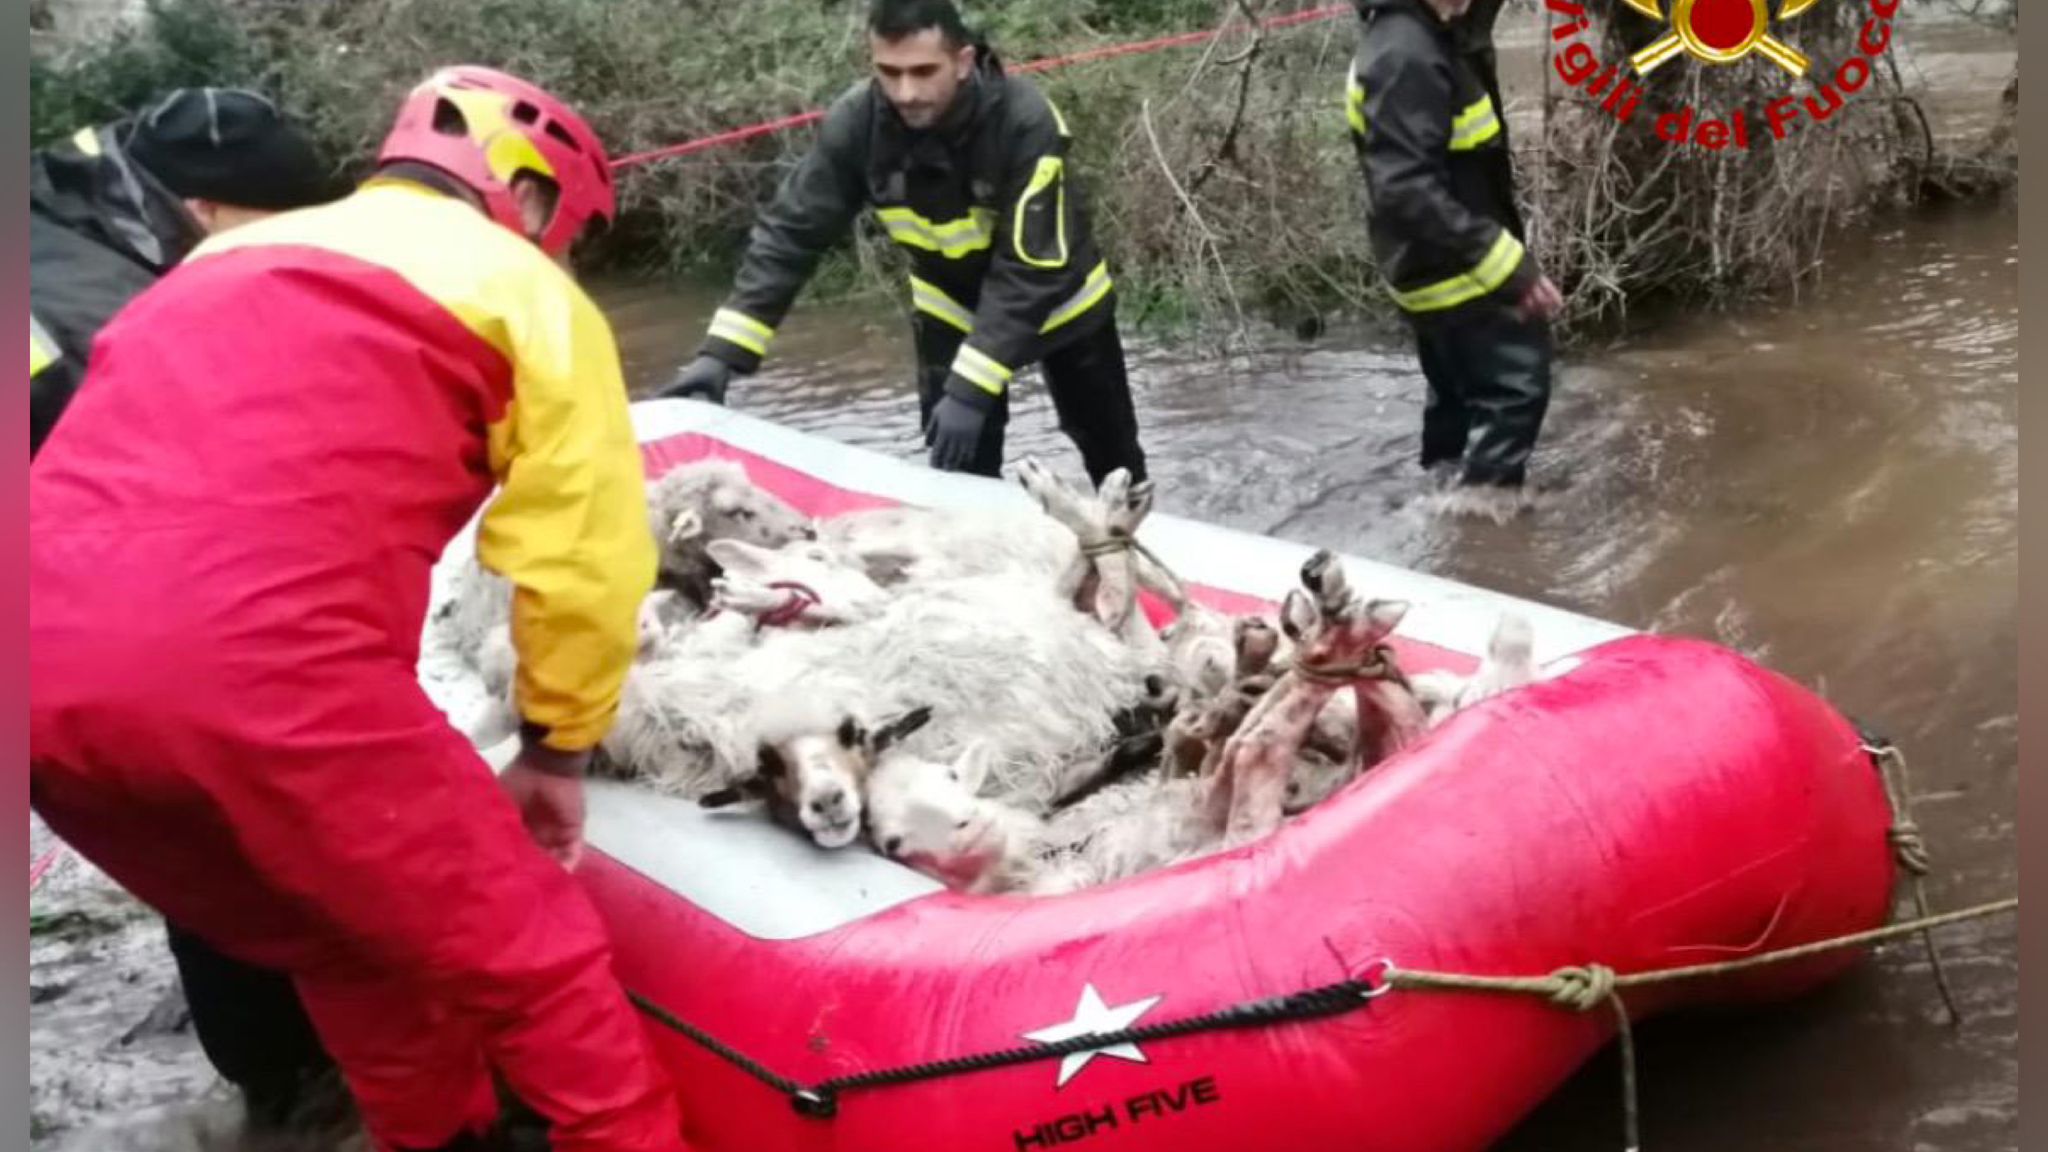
[
  {"x1": 1041, "y1": 261, "x2": 1112, "y2": 335},
  {"x1": 707, "y1": 307, "x2": 775, "y2": 357},
  {"x1": 70, "y1": 127, "x2": 102, "y2": 155},
  {"x1": 1389, "y1": 230, "x2": 1525, "y2": 313},
  {"x1": 951, "y1": 344, "x2": 1013, "y2": 396},
  {"x1": 1045, "y1": 97, "x2": 1071, "y2": 138},
  {"x1": 1345, "y1": 72, "x2": 1367, "y2": 137},
  {"x1": 1448, "y1": 95, "x2": 1500, "y2": 150},
  {"x1": 1012, "y1": 157, "x2": 1068, "y2": 270},
  {"x1": 29, "y1": 315, "x2": 60, "y2": 377},
  {"x1": 910, "y1": 276, "x2": 975, "y2": 334},
  {"x1": 877, "y1": 206, "x2": 995, "y2": 258}
]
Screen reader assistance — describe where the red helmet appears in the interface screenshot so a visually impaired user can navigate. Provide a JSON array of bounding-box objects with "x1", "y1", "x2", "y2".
[{"x1": 376, "y1": 65, "x2": 614, "y2": 257}]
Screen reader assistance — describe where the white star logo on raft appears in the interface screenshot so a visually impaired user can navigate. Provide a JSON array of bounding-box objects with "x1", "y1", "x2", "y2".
[{"x1": 1022, "y1": 983, "x2": 1165, "y2": 1089}]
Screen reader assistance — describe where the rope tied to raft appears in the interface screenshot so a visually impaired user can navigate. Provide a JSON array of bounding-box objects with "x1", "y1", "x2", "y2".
[{"x1": 1863, "y1": 739, "x2": 1964, "y2": 1027}]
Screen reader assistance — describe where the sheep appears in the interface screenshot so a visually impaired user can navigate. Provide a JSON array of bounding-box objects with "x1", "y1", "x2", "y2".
[
  {"x1": 430, "y1": 460, "x2": 813, "y2": 672},
  {"x1": 596, "y1": 547, "x2": 1160, "y2": 822},
  {"x1": 862, "y1": 743, "x2": 1219, "y2": 897},
  {"x1": 1014, "y1": 460, "x2": 1187, "y2": 655},
  {"x1": 645, "y1": 458, "x2": 814, "y2": 605},
  {"x1": 1407, "y1": 610, "x2": 1539, "y2": 726},
  {"x1": 703, "y1": 538, "x2": 893, "y2": 628},
  {"x1": 699, "y1": 706, "x2": 931, "y2": 848},
  {"x1": 812, "y1": 504, "x2": 1079, "y2": 589},
  {"x1": 862, "y1": 555, "x2": 1470, "y2": 897},
  {"x1": 1190, "y1": 550, "x2": 1426, "y2": 848}
]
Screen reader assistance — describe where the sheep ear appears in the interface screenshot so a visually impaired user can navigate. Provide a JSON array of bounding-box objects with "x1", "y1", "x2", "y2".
[
  {"x1": 868, "y1": 705, "x2": 933, "y2": 754},
  {"x1": 836, "y1": 716, "x2": 865, "y2": 749},
  {"x1": 700, "y1": 778, "x2": 765, "y2": 809},
  {"x1": 668, "y1": 509, "x2": 703, "y2": 546},
  {"x1": 706, "y1": 539, "x2": 773, "y2": 578},
  {"x1": 756, "y1": 743, "x2": 789, "y2": 779}
]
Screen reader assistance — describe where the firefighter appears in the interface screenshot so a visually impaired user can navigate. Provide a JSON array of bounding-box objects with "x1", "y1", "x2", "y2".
[
  {"x1": 29, "y1": 66, "x2": 686, "y2": 1152},
  {"x1": 1347, "y1": 0, "x2": 1563, "y2": 496},
  {"x1": 661, "y1": 0, "x2": 1149, "y2": 486},
  {"x1": 29, "y1": 84, "x2": 346, "y2": 1125},
  {"x1": 31, "y1": 86, "x2": 338, "y2": 455}
]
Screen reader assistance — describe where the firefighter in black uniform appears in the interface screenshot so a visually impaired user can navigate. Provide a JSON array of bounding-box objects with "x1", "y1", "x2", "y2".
[
  {"x1": 1348, "y1": 0, "x2": 1562, "y2": 494},
  {"x1": 663, "y1": 0, "x2": 1149, "y2": 486},
  {"x1": 28, "y1": 86, "x2": 343, "y2": 1125},
  {"x1": 31, "y1": 87, "x2": 337, "y2": 457}
]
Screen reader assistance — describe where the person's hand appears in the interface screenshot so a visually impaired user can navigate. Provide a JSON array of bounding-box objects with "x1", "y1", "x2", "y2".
[
  {"x1": 1516, "y1": 275, "x2": 1564, "y2": 323},
  {"x1": 661, "y1": 355, "x2": 735, "y2": 405},
  {"x1": 926, "y1": 390, "x2": 989, "y2": 472},
  {"x1": 499, "y1": 743, "x2": 591, "y2": 871}
]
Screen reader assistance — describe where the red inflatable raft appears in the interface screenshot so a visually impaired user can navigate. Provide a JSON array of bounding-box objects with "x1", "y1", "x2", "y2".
[{"x1": 426, "y1": 400, "x2": 1899, "y2": 1152}]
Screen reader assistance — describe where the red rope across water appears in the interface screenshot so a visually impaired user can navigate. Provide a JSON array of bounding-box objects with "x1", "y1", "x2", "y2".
[{"x1": 608, "y1": 3, "x2": 1353, "y2": 171}]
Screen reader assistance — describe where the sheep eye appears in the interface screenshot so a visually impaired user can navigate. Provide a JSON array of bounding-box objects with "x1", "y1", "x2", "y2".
[
  {"x1": 731, "y1": 507, "x2": 754, "y2": 520},
  {"x1": 883, "y1": 836, "x2": 903, "y2": 857},
  {"x1": 946, "y1": 770, "x2": 959, "y2": 783}
]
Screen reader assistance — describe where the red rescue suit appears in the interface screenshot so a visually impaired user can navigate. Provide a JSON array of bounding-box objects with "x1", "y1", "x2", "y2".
[{"x1": 29, "y1": 178, "x2": 684, "y2": 1152}]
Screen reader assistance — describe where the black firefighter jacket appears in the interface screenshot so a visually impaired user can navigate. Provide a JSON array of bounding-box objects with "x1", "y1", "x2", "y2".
[
  {"x1": 1348, "y1": 0, "x2": 1539, "y2": 318},
  {"x1": 30, "y1": 122, "x2": 206, "y2": 456},
  {"x1": 697, "y1": 49, "x2": 1113, "y2": 407}
]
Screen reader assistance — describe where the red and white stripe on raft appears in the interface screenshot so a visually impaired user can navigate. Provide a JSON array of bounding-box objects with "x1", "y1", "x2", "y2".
[{"x1": 420, "y1": 398, "x2": 1898, "y2": 1152}]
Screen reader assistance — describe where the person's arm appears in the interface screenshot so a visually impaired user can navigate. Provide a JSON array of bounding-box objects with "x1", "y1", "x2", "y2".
[
  {"x1": 476, "y1": 264, "x2": 657, "y2": 757},
  {"x1": 697, "y1": 90, "x2": 872, "y2": 373},
  {"x1": 1355, "y1": 25, "x2": 1537, "y2": 310}
]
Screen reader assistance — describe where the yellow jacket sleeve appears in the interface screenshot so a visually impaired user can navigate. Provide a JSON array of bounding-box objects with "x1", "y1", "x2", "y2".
[{"x1": 475, "y1": 265, "x2": 656, "y2": 753}]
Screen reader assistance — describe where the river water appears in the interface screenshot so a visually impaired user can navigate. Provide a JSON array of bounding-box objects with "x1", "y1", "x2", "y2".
[{"x1": 28, "y1": 16, "x2": 2017, "y2": 1152}]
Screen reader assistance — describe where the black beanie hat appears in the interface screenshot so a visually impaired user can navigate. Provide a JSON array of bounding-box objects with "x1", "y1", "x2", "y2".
[{"x1": 125, "y1": 88, "x2": 339, "y2": 211}]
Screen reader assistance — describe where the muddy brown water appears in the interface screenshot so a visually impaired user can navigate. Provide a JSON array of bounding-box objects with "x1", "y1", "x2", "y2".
[{"x1": 29, "y1": 17, "x2": 2016, "y2": 1152}]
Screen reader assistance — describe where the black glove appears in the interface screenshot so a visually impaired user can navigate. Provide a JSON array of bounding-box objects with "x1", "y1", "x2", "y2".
[
  {"x1": 926, "y1": 388, "x2": 992, "y2": 473},
  {"x1": 661, "y1": 355, "x2": 735, "y2": 405}
]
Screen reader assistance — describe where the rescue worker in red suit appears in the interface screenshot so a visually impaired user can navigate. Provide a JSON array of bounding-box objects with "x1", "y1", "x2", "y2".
[{"x1": 29, "y1": 66, "x2": 688, "y2": 1152}]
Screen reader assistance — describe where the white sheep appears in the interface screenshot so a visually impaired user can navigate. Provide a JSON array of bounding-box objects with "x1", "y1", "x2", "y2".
[
  {"x1": 861, "y1": 562, "x2": 1551, "y2": 896},
  {"x1": 603, "y1": 550, "x2": 1159, "y2": 826}
]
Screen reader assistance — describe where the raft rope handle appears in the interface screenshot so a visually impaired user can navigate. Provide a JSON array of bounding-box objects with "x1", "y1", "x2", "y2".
[
  {"x1": 625, "y1": 744, "x2": 2017, "y2": 1130},
  {"x1": 630, "y1": 971, "x2": 1392, "y2": 1119}
]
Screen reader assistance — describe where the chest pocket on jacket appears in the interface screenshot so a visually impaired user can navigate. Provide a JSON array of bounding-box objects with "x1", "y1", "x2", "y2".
[{"x1": 1013, "y1": 156, "x2": 1068, "y2": 270}]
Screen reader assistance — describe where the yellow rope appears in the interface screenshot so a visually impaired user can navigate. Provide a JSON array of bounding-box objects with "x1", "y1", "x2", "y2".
[
  {"x1": 1382, "y1": 898, "x2": 2017, "y2": 1000},
  {"x1": 1376, "y1": 896, "x2": 2014, "y2": 1152}
]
